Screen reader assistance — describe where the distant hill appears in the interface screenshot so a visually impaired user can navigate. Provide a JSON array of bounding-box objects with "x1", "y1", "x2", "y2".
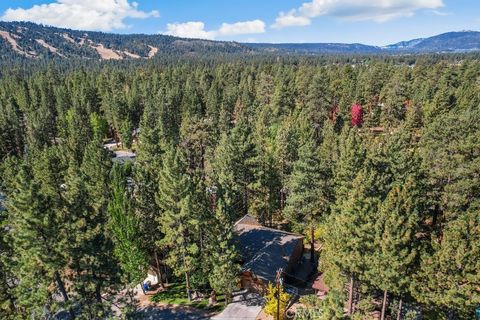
[
  {"x1": 249, "y1": 31, "x2": 480, "y2": 54},
  {"x1": 384, "y1": 31, "x2": 480, "y2": 52},
  {"x1": 381, "y1": 38, "x2": 425, "y2": 50},
  {"x1": 246, "y1": 42, "x2": 379, "y2": 54},
  {"x1": 0, "y1": 21, "x2": 252, "y2": 61},
  {"x1": 0, "y1": 21, "x2": 479, "y2": 60}
]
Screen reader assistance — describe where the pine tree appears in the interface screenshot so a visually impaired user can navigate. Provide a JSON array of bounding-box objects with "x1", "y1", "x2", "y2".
[
  {"x1": 367, "y1": 179, "x2": 425, "y2": 320},
  {"x1": 0, "y1": 192, "x2": 16, "y2": 319},
  {"x1": 271, "y1": 74, "x2": 294, "y2": 119},
  {"x1": 249, "y1": 147, "x2": 281, "y2": 226},
  {"x1": 108, "y1": 164, "x2": 148, "y2": 286},
  {"x1": 305, "y1": 71, "x2": 331, "y2": 131},
  {"x1": 80, "y1": 141, "x2": 119, "y2": 303},
  {"x1": 322, "y1": 169, "x2": 380, "y2": 315},
  {"x1": 333, "y1": 126, "x2": 366, "y2": 202},
  {"x1": 156, "y1": 147, "x2": 199, "y2": 300},
  {"x1": 134, "y1": 99, "x2": 165, "y2": 287},
  {"x1": 420, "y1": 107, "x2": 480, "y2": 223},
  {"x1": 414, "y1": 209, "x2": 480, "y2": 319},
  {"x1": 283, "y1": 126, "x2": 332, "y2": 261},
  {"x1": 0, "y1": 97, "x2": 25, "y2": 161},
  {"x1": 63, "y1": 142, "x2": 118, "y2": 318},
  {"x1": 206, "y1": 198, "x2": 240, "y2": 304},
  {"x1": 423, "y1": 69, "x2": 457, "y2": 122},
  {"x1": 380, "y1": 68, "x2": 411, "y2": 127},
  {"x1": 0, "y1": 157, "x2": 20, "y2": 319},
  {"x1": 274, "y1": 117, "x2": 299, "y2": 195},
  {"x1": 6, "y1": 149, "x2": 70, "y2": 317},
  {"x1": 212, "y1": 118, "x2": 257, "y2": 219}
]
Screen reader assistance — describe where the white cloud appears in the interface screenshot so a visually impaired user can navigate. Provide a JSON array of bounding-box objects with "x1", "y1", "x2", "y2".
[
  {"x1": 1, "y1": 0, "x2": 159, "y2": 31},
  {"x1": 165, "y1": 19, "x2": 266, "y2": 40},
  {"x1": 431, "y1": 10, "x2": 450, "y2": 16},
  {"x1": 217, "y1": 20, "x2": 265, "y2": 36},
  {"x1": 273, "y1": 0, "x2": 444, "y2": 28},
  {"x1": 165, "y1": 21, "x2": 216, "y2": 40},
  {"x1": 273, "y1": 11, "x2": 311, "y2": 28}
]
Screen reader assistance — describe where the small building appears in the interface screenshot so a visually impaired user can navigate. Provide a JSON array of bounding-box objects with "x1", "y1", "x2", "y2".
[{"x1": 234, "y1": 215, "x2": 304, "y2": 293}]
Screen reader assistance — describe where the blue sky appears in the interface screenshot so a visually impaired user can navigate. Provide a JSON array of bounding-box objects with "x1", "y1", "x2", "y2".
[{"x1": 0, "y1": 0, "x2": 478, "y2": 45}]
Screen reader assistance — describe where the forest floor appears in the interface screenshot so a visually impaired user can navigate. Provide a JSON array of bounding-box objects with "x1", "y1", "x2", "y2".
[{"x1": 132, "y1": 283, "x2": 223, "y2": 319}]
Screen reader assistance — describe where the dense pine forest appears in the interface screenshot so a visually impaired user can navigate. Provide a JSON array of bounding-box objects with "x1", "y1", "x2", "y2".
[{"x1": 0, "y1": 55, "x2": 479, "y2": 319}]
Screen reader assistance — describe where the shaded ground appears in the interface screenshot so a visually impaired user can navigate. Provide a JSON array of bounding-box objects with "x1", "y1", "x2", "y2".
[
  {"x1": 133, "y1": 283, "x2": 221, "y2": 319},
  {"x1": 150, "y1": 283, "x2": 225, "y2": 313},
  {"x1": 103, "y1": 139, "x2": 136, "y2": 163}
]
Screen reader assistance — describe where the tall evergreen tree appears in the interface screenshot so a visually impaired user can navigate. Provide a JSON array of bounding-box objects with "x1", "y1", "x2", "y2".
[
  {"x1": 63, "y1": 142, "x2": 117, "y2": 318},
  {"x1": 380, "y1": 68, "x2": 411, "y2": 127},
  {"x1": 6, "y1": 149, "x2": 70, "y2": 317},
  {"x1": 212, "y1": 118, "x2": 257, "y2": 219},
  {"x1": 283, "y1": 125, "x2": 332, "y2": 260},
  {"x1": 206, "y1": 198, "x2": 239, "y2": 304},
  {"x1": 333, "y1": 126, "x2": 366, "y2": 202},
  {"x1": 322, "y1": 169, "x2": 381, "y2": 315},
  {"x1": 156, "y1": 147, "x2": 199, "y2": 300},
  {"x1": 414, "y1": 209, "x2": 480, "y2": 319},
  {"x1": 108, "y1": 164, "x2": 148, "y2": 287},
  {"x1": 134, "y1": 97, "x2": 164, "y2": 287},
  {"x1": 367, "y1": 179, "x2": 425, "y2": 320},
  {"x1": 0, "y1": 98, "x2": 24, "y2": 161}
]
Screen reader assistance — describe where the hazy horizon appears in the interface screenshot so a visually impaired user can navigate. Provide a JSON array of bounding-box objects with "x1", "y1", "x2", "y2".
[{"x1": 0, "y1": 0, "x2": 478, "y2": 46}]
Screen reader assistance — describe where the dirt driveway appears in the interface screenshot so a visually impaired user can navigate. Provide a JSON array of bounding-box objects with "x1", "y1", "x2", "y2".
[
  {"x1": 212, "y1": 291, "x2": 264, "y2": 320},
  {"x1": 135, "y1": 305, "x2": 212, "y2": 319}
]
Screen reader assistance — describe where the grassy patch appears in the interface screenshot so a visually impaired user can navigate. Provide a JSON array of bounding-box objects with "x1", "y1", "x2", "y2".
[{"x1": 150, "y1": 283, "x2": 226, "y2": 312}]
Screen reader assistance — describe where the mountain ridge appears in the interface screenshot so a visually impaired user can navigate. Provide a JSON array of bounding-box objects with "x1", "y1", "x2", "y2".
[
  {"x1": 0, "y1": 21, "x2": 252, "y2": 61},
  {"x1": 0, "y1": 21, "x2": 479, "y2": 60},
  {"x1": 250, "y1": 31, "x2": 480, "y2": 54}
]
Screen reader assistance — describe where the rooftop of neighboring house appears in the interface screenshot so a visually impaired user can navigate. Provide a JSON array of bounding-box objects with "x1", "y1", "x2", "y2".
[{"x1": 234, "y1": 214, "x2": 304, "y2": 282}]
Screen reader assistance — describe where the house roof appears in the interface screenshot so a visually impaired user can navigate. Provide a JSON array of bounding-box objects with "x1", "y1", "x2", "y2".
[{"x1": 234, "y1": 215, "x2": 304, "y2": 282}]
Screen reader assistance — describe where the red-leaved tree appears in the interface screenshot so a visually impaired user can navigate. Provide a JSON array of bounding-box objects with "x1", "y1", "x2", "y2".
[{"x1": 351, "y1": 103, "x2": 363, "y2": 127}]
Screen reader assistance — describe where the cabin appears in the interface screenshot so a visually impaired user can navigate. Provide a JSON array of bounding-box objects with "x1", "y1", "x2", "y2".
[{"x1": 234, "y1": 215, "x2": 304, "y2": 293}]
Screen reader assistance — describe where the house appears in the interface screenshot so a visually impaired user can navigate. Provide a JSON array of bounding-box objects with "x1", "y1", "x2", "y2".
[{"x1": 234, "y1": 215, "x2": 304, "y2": 293}]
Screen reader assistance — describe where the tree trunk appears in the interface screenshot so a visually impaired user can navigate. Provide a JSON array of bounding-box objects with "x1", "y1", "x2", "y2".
[
  {"x1": 396, "y1": 297, "x2": 403, "y2": 320},
  {"x1": 185, "y1": 272, "x2": 192, "y2": 301},
  {"x1": 164, "y1": 265, "x2": 169, "y2": 284},
  {"x1": 310, "y1": 226, "x2": 315, "y2": 263},
  {"x1": 95, "y1": 283, "x2": 102, "y2": 303},
  {"x1": 55, "y1": 271, "x2": 69, "y2": 303},
  {"x1": 381, "y1": 290, "x2": 388, "y2": 320},
  {"x1": 55, "y1": 271, "x2": 75, "y2": 319},
  {"x1": 276, "y1": 276, "x2": 280, "y2": 320},
  {"x1": 243, "y1": 188, "x2": 248, "y2": 216},
  {"x1": 348, "y1": 275, "x2": 354, "y2": 316},
  {"x1": 154, "y1": 249, "x2": 164, "y2": 289},
  {"x1": 280, "y1": 189, "x2": 284, "y2": 210}
]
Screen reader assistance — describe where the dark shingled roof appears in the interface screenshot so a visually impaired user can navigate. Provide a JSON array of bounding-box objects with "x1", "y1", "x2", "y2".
[{"x1": 234, "y1": 215, "x2": 304, "y2": 282}]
